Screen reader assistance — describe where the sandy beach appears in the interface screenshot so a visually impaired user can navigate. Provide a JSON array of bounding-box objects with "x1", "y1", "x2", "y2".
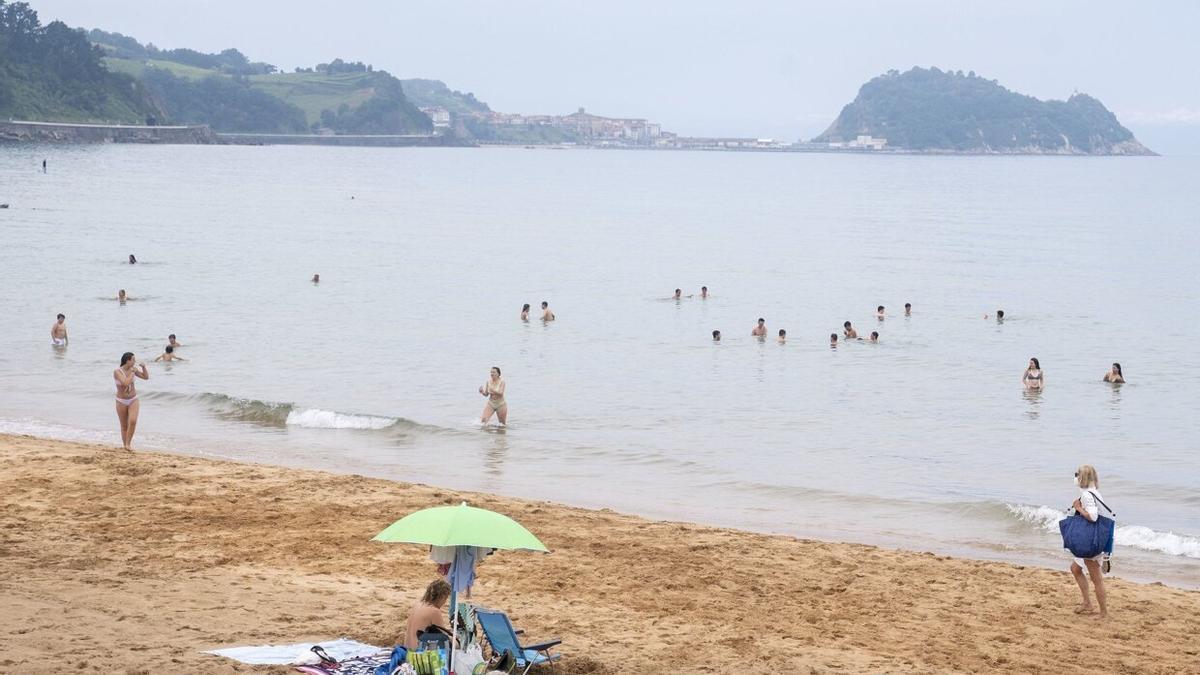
[{"x1": 1, "y1": 433, "x2": 1197, "y2": 674}]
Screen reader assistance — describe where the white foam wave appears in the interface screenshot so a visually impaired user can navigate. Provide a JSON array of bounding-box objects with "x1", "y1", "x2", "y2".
[
  {"x1": 1005, "y1": 503, "x2": 1200, "y2": 559},
  {"x1": 284, "y1": 408, "x2": 396, "y2": 430}
]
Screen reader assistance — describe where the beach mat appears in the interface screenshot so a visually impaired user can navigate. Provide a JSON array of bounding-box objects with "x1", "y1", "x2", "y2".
[
  {"x1": 205, "y1": 637, "x2": 383, "y2": 664},
  {"x1": 294, "y1": 652, "x2": 392, "y2": 675}
]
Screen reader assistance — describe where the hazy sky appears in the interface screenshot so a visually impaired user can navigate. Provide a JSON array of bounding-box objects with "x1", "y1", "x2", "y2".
[{"x1": 32, "y1": 0, "x2": 1200, "y2": 150}]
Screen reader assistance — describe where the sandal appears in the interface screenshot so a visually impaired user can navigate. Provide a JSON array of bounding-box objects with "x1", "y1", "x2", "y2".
[{"x1": 311, "y1": 645, "x2": 339, "y2": 666}]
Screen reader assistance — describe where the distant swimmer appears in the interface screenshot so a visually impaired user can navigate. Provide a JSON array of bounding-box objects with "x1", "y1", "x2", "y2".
[
  {"x1": 42, "y1": 159, "x2": 47, "y2": 173},
  {"x1": 478, "y1": 366, "x2": 508, "y2": 425},
  {"x1": 114, "y1": 352, "x2": 149, "y2": 451},
  {"x1": 541, "y1": 301, "x2": 555, "y2": 321},
  {"x1": 751, "y1": 318, "x2": 766, "y2": 338},
  {"x1": 154, "y1": 345, "x2": 186, "y2": 362},
  {"x1": 1103, "y1": 363, "x2": 1124, "y2": 384},
  {"x1": 985, "y1": 309, "x2": 1005, "y2": 321},
  {"x1": 673, "y1": 288, "x2": 683, "y2": 300},
  {"x1": 51, "y1": 313, "x2": 68, "y2": 346},
  {"x1": 128, "y1": 254, "x2": 137, "y2": 264},
  {"x1": 869, "y1": 331, "x2": 879, "y2": 342},
  {"x1": 712, "y1": 329, "x2": 721, "y2": 342},
  {"x1": 167, "y1": 334, "x2": 182, "y2": 349},
  {"x1": 521, "y1": 304, "x2": 531, "y2": 321},
  {"x1": 700, "y1": 286, "x2": 709, "y2": 299},
  {"x1": 1023, "y1": 357, "x2": 1044, "y2": 390},
  {"x1": 312, "y1": 273, "x2": 320, "y2": 284},
  {"x1": 117, "y1": 289, "x2": 129, "y2": 303},
  {"x1": 904, "y1": 303, "x2": 912, "y2": 316},
  {"x1": 829, "y1": 333, "x2": 838, "y2": 348},
  {"x1": 843, "y1": 321, "x2": 858, "y2": 339},
  {"x1": 777, "y1": 329, "x2": 787, "y2": 344},
  {"x1": 876, "y1": 305, "x2": 885, "y2": 319}
]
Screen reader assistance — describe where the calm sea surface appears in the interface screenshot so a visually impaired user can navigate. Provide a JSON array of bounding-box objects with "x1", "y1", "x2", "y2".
[{"x1": 1, "y1": 145, "x2": 1197, "y2": 586}]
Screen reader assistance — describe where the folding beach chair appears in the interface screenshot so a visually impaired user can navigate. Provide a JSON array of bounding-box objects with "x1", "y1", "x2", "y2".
[{"x1": 475, "y1": 608, "x2": 562, "y2": 674}]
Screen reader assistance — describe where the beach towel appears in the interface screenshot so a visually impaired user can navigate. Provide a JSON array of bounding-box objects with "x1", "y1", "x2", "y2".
[
  {"x1": 295, "y1": 653, "x2": 393, "y2": 675},
  {"x1": 206, "y1": 637, "x2": 384, "y2": 665}
]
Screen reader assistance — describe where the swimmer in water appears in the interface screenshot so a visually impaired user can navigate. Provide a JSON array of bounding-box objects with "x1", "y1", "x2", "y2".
[
  {"x1": 117, "y1": 289, "x2": 128, "y2": 303},
  {"x1": 712, "y1": 329, "x2": 721, "y2": 342},
  {"x1": 876, "y1": 305, "x2": 885, "y2": 319},
  {"x1": 700, "y1": 286, "x2": 708, "y2": 299},
  {"x1": 154, "y1": 345, "x2": 186, "y2": 362},
  {"x1": 869, "y1": 331, "x2": 879, "y2": 342},
  {"x1": 751, "y1": 318, "x2": 766, "y2": 338},
  {"x1": 1103, "y1": 363, "x2": 1124, "y2": 384},
  {"x1": 1023, "y1": 357, "x2": 1044, "y2": 390},
  {"x1": 843, "y1": 321, "x2": 858, "y2": 339},
  {"x1": 904, "y1": 303, "x2": 912, "y2": 316},
  {"x1": 777, "y1": 329, "x2": 786, "y2": 344},
  {"x1": 829, "y1": 333, "x2": 838, "y2": 348},
  {"x1": 478, "y1": 366, "x2": 507, "y2": 425},
  {"x1": 673, "y1": 288, "x2": 683, "y2": 300},
  {"x1": 51, "y1": 313, "x2": 68, "y2": 346},
  {"x1": 986, "y1": 309, "x2": 1005, "y2": 321},
  {"x1": 520, "y1": 304, "x2": 530, "y2": 321},
  {"x1": 312, "y1": 273, "x2": 320, "y2": 284},
  {"x1": 167, "y1": 334, "x2": 181, "y2": 349},
  {"x1": 541, "y1": 301, "x2": 555, "y2": 321},
  {"x1": 114, "y1": 352, "x2": 149, "y2": 451},
  {"x1": 128, "y1": 254, "x2": 137, "y2": 264}
]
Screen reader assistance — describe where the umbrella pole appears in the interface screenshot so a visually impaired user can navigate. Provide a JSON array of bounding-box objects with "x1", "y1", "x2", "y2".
[{"x1": 449, "y1": 593, "x2": 459, "y2": 673}]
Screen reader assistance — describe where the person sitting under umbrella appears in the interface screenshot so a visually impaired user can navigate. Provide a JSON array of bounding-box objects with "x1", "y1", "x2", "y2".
[{"x1": 404, "y1": 579, "x2": 452, "y2": 650}]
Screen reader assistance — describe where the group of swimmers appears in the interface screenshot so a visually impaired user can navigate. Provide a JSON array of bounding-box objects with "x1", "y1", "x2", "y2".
[
  {"x1": 711, "y1": 301, "x2": 907, "y2": 346},
  {"x1": 519, "y1": 301, "x2": 556, "y2": 322}
]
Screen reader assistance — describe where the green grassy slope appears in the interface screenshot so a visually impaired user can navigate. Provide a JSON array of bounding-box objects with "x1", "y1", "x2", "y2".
[
  {"x1": 1, "y1": 62, "x2": 154, "y2": 124},
  {"x1": 246, "y1": 71, "x2": 379, "y2": 126}
]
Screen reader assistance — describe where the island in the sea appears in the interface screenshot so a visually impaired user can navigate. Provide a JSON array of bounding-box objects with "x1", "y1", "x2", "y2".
[{"x1": 812, "y1": 67, "x2": 1154, "y2": 155}]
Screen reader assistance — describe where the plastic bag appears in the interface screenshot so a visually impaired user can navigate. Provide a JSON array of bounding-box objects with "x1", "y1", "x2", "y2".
[{"x1": 452, "y1": 643, "x2": 485, "y2": 675}]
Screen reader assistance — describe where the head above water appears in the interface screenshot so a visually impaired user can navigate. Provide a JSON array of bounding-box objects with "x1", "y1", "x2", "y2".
[
  {"x1": 490, "y1": 366, "x2": 501, "y2": 377},
  {"x1": 877, "y1": 305, "x2": 885, "y2": 312},
  {"x1": 871, "y1": 331, "x2": 879, "y2": 340},
  {"x1": 120, "y1": 352, "x2": 134, "y2": 366},
  {"x1": 674, "y1": 288, "x2": 682, "y2": 296},
  {"x1": 778, "y1": 329, "x2": 786, "y2": 337},
  {"x1": 312, "y1": 273, "x2": 320, "y2": 282},
  {"x1": 830, "y1": 333, "x2": 838, "y2": 342},
  {"x1": 128, "y1": 254, "x2": 137, "y2": 264},
  {"x1": 522, "y1": 303, "x2": 530, "y2": 312},
  {"x1": 701, "y1": 286, "x2": 707, "y2": 292},
  {"x1": 57, "y1": 313, "x2": 65, "y2": 321},
  {"x1": 1074, "y1": 465, "x2": 1099, "y2": 489},
  {"x1": 843, "y1": 321, "x2": 852, "y2": 328},
  {"x1": 757, "y1": 318, "x2": 765, "y2": 325},
  {"x1": 1112, "y1": 362, "x2": 1123, "y2": 376},
  {"x1": 997, "y1": 309, "x2": 1005, "y2": 319},
  {"x1": 422, "y1": 579, "x2": 452, "y2": 607},
  {"x1": 1029, "y1": 357, "x2": 1041, "y2": 370},
  {"x1": 541, "y1": 301, "x2": 549, "y2": 309},
  {"x1": 904, "y1": 303, "x2": 911, "y2": 310},
  {"x1": 165, "y1": 345, "x2": 174, "y2": 354},
  {"x1": 712, "y1": 329, "x2": 721, "y2": 340},
  {"x1": 168, "y1": 334, "x2": 176, "y2": 341},
  {"x1": 118, "y1": 289, "x2": 126, "y2": 298}
]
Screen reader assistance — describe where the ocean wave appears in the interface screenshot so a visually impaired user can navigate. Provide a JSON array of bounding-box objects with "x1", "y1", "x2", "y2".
[
  {"x1": 284, "y1": 408, "x2": 398, "y2": 430},
  {"x1": 1005, "y1": 503, "x2": 1200, "y2": 559}
]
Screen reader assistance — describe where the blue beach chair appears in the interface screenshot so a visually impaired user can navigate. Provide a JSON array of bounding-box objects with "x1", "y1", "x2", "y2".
[{"x1": 475, "y1": 608, "x2": 562, "y2": 674}]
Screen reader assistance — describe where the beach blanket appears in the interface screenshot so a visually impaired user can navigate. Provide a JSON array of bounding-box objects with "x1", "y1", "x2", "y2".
[
  {"x1": 206, "y1": 637, "x2": 384, "y2": 664},
  {"x1": 294, "y1": 653, "x2": 393, "y2": 675}
]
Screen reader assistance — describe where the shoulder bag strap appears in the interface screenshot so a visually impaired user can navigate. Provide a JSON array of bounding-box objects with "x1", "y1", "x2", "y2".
[{"x1": 1088, "y1": 491, "x2": 1116, "y2": 518}]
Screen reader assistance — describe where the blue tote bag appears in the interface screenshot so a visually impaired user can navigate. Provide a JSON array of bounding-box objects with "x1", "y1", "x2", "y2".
[{"x1": 1059, "y1": 492, "x2": 1116, "y2": 558}]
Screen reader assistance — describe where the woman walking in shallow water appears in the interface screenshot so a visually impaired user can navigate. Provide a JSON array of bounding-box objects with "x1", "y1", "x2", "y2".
[
  {"x1": 479, "y1": 366, "x2": 507, "y2": 426},
  {"x1": 114, "y1": 352, "x2": 149, "y2": 450},
  {"x1": 1023, "y1": 358, "x2": 1044, "y2": 390}
]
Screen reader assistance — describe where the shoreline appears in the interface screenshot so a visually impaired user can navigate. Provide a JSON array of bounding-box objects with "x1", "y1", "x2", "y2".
[{"x1": 2, "y1": 433, "x2": 1197, "y2": 673}]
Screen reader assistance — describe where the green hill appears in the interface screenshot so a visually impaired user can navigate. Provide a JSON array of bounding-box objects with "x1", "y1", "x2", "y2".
[
  {"x1": 398, "y1": 78, "x2": 490, "y2": 114},
  {"x1": 815, "y1": 67, "x2": 1153, "y2": 155},
  {"x1": 0, "y1": 3, "x2": 159, "y2": 124}
]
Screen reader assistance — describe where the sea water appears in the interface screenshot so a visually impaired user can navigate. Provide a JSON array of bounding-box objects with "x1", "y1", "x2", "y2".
[{"x1": 1, "y1": 144, "x2": 1197, "y2": 586}]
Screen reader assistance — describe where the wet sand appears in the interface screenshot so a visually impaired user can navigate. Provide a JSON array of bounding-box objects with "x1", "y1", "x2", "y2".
[{"x1": 2, "y1": 433, "x2": 1197, "y2": 674}]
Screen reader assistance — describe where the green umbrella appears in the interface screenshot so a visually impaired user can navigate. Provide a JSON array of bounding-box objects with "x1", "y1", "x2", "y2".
[{"x1": 372, "y1": 501, "x2": 548, "y2": 552}]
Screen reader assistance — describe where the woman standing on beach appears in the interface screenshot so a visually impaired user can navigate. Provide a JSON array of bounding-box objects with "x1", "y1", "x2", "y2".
[
  {"x1": 1023, "y1": 358, "x2": 1044, "y2": 390},
  {"x1": 1103, "y1": 363, "x2": 1125, "y2": 383},
  {"x1": 479, "y1": 366, "x2": 507, "y2": 426},
  {"x1": 1068, "y1": 465, "x2": 1110, "y2": 618},
  {"x1": 114, "y1": 352, "x2": 149, "y2": 451}
]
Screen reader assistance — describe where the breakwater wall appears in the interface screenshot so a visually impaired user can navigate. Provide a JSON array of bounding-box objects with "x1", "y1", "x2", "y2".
[
  {"x1": 218, "y1": 132, "x2": 459, "y2": 147},
  {"x1": 0, "y1": 120, "x2": 218, "y2": 144}
]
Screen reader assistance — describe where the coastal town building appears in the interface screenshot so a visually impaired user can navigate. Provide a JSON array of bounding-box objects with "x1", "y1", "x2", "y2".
[{"x1": 420, "y1": 107, "x2": 452, "y2": 129}]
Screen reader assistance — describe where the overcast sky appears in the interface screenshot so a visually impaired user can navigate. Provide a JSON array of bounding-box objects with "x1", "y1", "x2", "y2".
[{"x1": 32, "y1": 0, "x2": 1200, "y2": 151}]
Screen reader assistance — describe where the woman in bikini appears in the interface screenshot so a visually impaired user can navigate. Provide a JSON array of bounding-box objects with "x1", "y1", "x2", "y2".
[
  {"x1": 1103, "y1": 363, "x2": 1124, "y2": 384},
  {"x1": 478, "y1": 366, "x2": 507, "y2": 425},
  {"x1": 1023, "y1": 357, "x2": 1044, "y2": 390},
  {"x1": 114, "y1": 352, "x2": 149, "y2": 450}
]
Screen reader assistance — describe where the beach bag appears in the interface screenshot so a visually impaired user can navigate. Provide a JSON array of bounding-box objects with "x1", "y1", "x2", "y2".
[
  {"x1": 1059, "y1": 492, "x2": 1116, "y2": 559},
  {"x1": 451, "y1": 644, "x2": 485, "y2": 675},
  {"x1": 406, "y1": 648, "x2": 445, "y2": 675}
]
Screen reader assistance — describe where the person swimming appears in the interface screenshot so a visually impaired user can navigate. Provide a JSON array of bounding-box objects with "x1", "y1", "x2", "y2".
[
  {"x1": 541, "y1": 301, "x2": 555, "y2": 321},
  {"x1": 479, "y1": 366, "x2": 507, "y2": 425},
  {"x1": 712, "y1": 329, "x2": 721, "y2": 342},
  {"x1": 843, "y1": 321, "x2": 858, "y2": 339},
  {"x1": 167, "y1": 334, "x2": 181, "y2": 349},
  {"x1": 114, "y1": 352, "x2": 149, "y2": 451},
  {"x1": 1023, "y1": 357, "x2": 1044, "y2": 390},
  {"x1": 311, "y1": 273, "x2": 320, "y2": 284},
  {"x1": 700, "y1": 286, "x2": 709, "y2": 299},
  {"x1": 154, "y1": 345, "x2": 185, "y2": 362},
  {"x1": 876, "y1": 305, "x2": 885, "y2": 319},
  {"x1": 869, "y1": 331, "x2": 879, "y2": 342},
  {"x1": 829, "y1": 333, "x2": 838, "y2": 347},
  {"x1": 1103, "y1": 363, "x2": 1124, "y2": 384},
  {"x1": 751, "y1": 318, "x2": 766, "y2": 338},
  {"x1": 777, "y1": 329, "x2": 786, "y2": 344},
  {"x1": 117, "y1": 289, "x2": 128, "y2": 303},
  {"x1": 520, "y1": 303, "x2": 531, "y2": 321},
  {"x1": 986, "y1": 309, "x2": 1005, "y2": 321},
  {"x1": 128, "y1": 254, "x2": 137, "y2": 264},
  {"x1": 50, "y1": 313, "x2": 68, "y2": 346},
  {"x1": 904, "y1": 303, "x2": 912, "y2": 316},
  {"x1": 673, "y1": 288, "x2": 683, "y2": 300}
]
